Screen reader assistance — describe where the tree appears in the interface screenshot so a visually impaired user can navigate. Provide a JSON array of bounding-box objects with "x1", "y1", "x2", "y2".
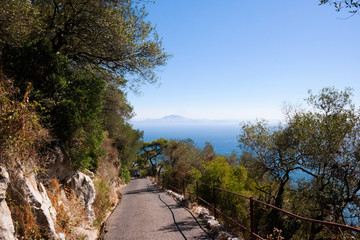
[
  {"x1": 239, "y1": 87, "x2": 360, "y2": 238},
  {"x1": 31, "y1": 0, "x2": 169, "y2": 89},
  {"x1": 0, "y1": 0, "x2": 169, "y2": 171},
  {"x1": 138, "y1": 138, "x2": 169, "y2": 176},
  {"x1": 165, "y1": 139, "x2": 202, "y2": 179},
  {"x1": 201, "y1": 142, "x2": 216, "y2": 162},
  {"x1": 319, "y1": 0, "x2": 360, "y2": 13},
  {"x1": 101, "y1": 83, "x2": 143, "y2": 167},
  {"x1": 287, "y1": 87, "x2": 360, "y2": 226},
  {"x1": 238, "y1": 120, "x2": 301, "y2": 235}
]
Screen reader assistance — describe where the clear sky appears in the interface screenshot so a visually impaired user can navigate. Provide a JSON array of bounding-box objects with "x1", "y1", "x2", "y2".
[{"x1": 127, "y1": 0, "x2": 360, "y2": 121}]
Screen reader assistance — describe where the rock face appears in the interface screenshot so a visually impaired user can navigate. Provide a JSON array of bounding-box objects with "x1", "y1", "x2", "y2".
[
  {"x1": 0, "y1": 167, "x2": 16, "y2": 240},
  {"x1": 67, "y1": 171, "x2": 96, "y2": 220},
  {"x1": 18, "y1": 172, "x2": 58, "y2": 238},
  {"x1": 46, "y1": 147, "x2": 75, "y2": 181}
]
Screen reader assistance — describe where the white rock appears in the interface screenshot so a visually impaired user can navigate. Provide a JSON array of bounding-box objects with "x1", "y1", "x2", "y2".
[
  {"x1": 207, "y1": 219, "x2": 223, "y2": 233},
  {"x1": 72, "y1": 226, "x2": 98, "y2": 240},
  {"x1": 20, "y1": 172, "x2": 57, "y2": 238},
  {"x1": 0, "y1": 167, "x2": 17, "y2": 240},
  {"x1": 205, "y1": 215, "x2": 215, "y2": 220},
  {"x1": 57, "y1": 232, "x2": 66, "y2": 240},
  {"x1": 200, "y1": 209, "x2": 210, "y2": 218},
  {"x1": 216, "y1": 231, "x2": 231, "y2": 240},
  {"x1": 67, "y1": 171, "x2": 96, "y2": 220}
]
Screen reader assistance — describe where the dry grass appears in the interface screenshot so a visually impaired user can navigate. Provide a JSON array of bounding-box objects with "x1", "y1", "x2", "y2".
[
  {"x1": 0, "y1": 71, "x2": 49, "y2": 171},
  {"x1": 6, "y1": 180, "x2": 44, "y2": 239},
  {"x1": 92, "y1": 178, "x2": 111, "y2": 228},
  {"x1": 46, "y1": 179, "x2": 87, "y2": 239},
  {"x1": 92, "y1": 133, "x2": 122, "y2": 228},
  {"x1": 266, "y1": 228, "x2": 285, "y2": 240},
  {"x1": 97, "y1": 132, "x2": 120, "y2": 184}
]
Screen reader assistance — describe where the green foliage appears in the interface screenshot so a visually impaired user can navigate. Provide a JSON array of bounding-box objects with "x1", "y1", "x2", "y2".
[
  {"x1": 0, "y1": 0, "x2": 42, "y2": 48},
  {"x1": 165, "y1": 139, "x2": 202, "y2": 179},
  {"x1": 101, "y1": 84, "x2": 143, "y2": 167},
  {"x1": 0, "y1": 1, "x2": 168, "y2": 238},
  {"x1": 239, "y1": 87, "x2": 360, "y2": 238},
  {"x1": 139, "y1": 168, "x2": 152, "y2": 177},
  {"x1": 0, "y1": 0, "x2": 168, "y2": 173},
  {"x1": 121, "y1": 165, "x2": 131, "y2": 184},
  {"x1": 138, "y1": 138, "x2": 169, "y2": 176},
  {"x1": 182, "y1": 157, "x2": 256, "y2": 233},
  {"x1": 31, "y1": 0, "x2": 170, "y2": 88}
]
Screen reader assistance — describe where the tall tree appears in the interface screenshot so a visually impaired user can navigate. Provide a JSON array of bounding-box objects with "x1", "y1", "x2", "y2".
[
  {"x1": 0, "y1": 0, "x2": 169, "y2": 171},
  {"x1": 239, "y1": 87, "x2": 360, "y2": 238},
  {"x1": 32, "y1": 0, "x2": 169, "y2": 88},
  {"x1": 287, "y1": 87, "x2": 360, "y2": 225},
  {"x1": 138, "y1": 138, "x2": 169, "y2": 176}
]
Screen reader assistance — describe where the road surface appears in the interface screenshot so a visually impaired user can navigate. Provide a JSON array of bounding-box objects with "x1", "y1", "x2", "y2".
[{"x1": 102, "y1": 178, "x2": 213, "y2": 240}]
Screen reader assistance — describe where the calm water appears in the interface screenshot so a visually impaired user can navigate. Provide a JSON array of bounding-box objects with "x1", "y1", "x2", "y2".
[{"x1": 134, "y1": 124, "x2": 241, "y2": 155}]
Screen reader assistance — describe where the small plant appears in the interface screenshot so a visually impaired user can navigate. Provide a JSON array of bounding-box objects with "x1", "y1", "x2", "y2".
[
  {"x1": 120, "y1": 165, "x2": 131, "y2": 184},
  {"x1": 267, "y1": 228, "x2": 285, "y2": 240},
  {"x1": 93, "y1": 178, "x2": 111, "y2": 228}
]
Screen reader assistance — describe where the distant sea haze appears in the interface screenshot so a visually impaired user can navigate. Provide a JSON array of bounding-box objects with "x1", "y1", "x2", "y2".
[{"x1": 131, "y1": 115, "x2": 242, "y2": 155}]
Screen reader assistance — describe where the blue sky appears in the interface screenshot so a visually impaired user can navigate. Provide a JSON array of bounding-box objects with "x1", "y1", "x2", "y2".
[{"x1": 128, "y1": 0, "x2": 360, "y2": 121}]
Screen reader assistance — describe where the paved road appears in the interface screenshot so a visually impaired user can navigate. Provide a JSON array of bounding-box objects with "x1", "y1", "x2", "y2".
[{"x1": 103, "y1": 178, "x2": 213, "y2": 240}]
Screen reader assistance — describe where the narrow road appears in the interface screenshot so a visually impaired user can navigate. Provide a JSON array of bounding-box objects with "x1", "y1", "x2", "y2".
[{"x1": 102, "y1": 178, "x2": 213, "y2": 240}]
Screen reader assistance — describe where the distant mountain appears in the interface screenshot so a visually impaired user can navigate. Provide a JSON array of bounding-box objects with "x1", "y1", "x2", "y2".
[
  {"x1": 161, "y1": 115, "x2": 185, "y2": 120},
  {"x1": 131, "y1": 115, "x2": 240, "y2": 126}
]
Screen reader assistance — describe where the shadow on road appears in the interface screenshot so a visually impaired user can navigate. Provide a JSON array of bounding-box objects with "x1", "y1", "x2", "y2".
[{"x1": 157, "y1": 194, "x2": 214, "y2": 240}]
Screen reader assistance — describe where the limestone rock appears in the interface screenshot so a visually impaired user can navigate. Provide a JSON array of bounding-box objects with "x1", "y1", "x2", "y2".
[
  {"x1": 19, "y1": 172, "x2": 58, "y2": 238},
  {"x1": 46, "y1": 148, "x2": 75, "y2": 181},
  {"x1": 0, "y1": 167, "x2": 16, "y2": 240},
  {"x1": 206, "y1": 219, "x2": 223, "y2": 233},
  {"x1": 67, "y1": 171, "x2": 96, "y2": 220}
]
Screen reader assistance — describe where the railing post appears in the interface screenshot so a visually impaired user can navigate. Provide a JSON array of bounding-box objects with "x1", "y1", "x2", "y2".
[
  {"x1": 250, "y1": 197, "x2": 255, "y2": 240},
  {"x1": 213, "y1": 185, "x2": 217, "y2": 219},
  {"x1": 196, "y1": 181, "x2": 199, "y2": 204}
]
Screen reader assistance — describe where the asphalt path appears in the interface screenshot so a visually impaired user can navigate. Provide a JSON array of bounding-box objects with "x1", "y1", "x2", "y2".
[{"x1": 102, "y1": 178, "x2": 213, "y2": 240}]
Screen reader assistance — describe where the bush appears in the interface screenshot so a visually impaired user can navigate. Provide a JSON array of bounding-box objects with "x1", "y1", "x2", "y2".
[
  {"x1": 0, "y1": 72, "x2": 48, "y2": 168},
  {"x1": 93, "y1": 178, "x2": 111, "y2": 228},
  {"x1": 120, "y1": 166, "x2": 131, "y2": 184},
  {"x1": 189, "y1": 157, "x2": 256, "y2": 230}
]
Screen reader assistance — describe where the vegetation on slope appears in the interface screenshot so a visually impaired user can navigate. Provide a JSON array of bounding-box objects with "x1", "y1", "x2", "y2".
[
  {"x1": 0, "y1": 0, "x2": 168, "y2": 238},
  {"x1": 139, "y1": 88, "x2": 360, "y2": 239}
]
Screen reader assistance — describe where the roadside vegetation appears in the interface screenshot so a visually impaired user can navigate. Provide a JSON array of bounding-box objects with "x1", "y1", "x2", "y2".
[
  {"x1": 1, "y1": 0, "x2": 359, "y2": 238},
  {"x1": 138, "y1": 88, "x2": 360, "y2": 239},
  {"x1": 0, "y1": 0, "x2": 168, "y2": 238}
]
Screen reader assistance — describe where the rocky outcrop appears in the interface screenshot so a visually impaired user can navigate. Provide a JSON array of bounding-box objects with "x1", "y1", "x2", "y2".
[
  {"x1": 18, "y1": 172, "x2": 59, "y2": 238},
  {"x1": 46, "y1": 147, "x2": 75, "y2": 181},
  {"x1": 0, "y1": 150, "x2": 99, "y2": 240},
  {"x1": 0, "y1": 167, "x2": 16, "y2": 240},
  {"x1": 67, "y1": 171, "x2": 96, "y2": 220}
]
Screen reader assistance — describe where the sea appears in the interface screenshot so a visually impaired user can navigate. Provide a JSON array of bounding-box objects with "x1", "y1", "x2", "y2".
[{"x1": 132, "y1": 124, "x2": 242, "y2": 155}]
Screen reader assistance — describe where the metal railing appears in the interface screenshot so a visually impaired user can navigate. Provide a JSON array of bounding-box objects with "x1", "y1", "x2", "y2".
[{"x1": 155, "y1": 175, "x2": 360, "y2": 240}]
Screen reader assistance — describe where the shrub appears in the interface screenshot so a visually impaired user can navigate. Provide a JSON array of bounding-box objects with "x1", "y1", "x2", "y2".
[
  {"x1": 120, "y1": 166, "x2": 131, "y2": 184},
  {"x1": 93, "y1": 178, "x2": 111, "y2": 228},
  {"x1": 0, "y1": 72, "x2": 48, "y2": 168}
]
